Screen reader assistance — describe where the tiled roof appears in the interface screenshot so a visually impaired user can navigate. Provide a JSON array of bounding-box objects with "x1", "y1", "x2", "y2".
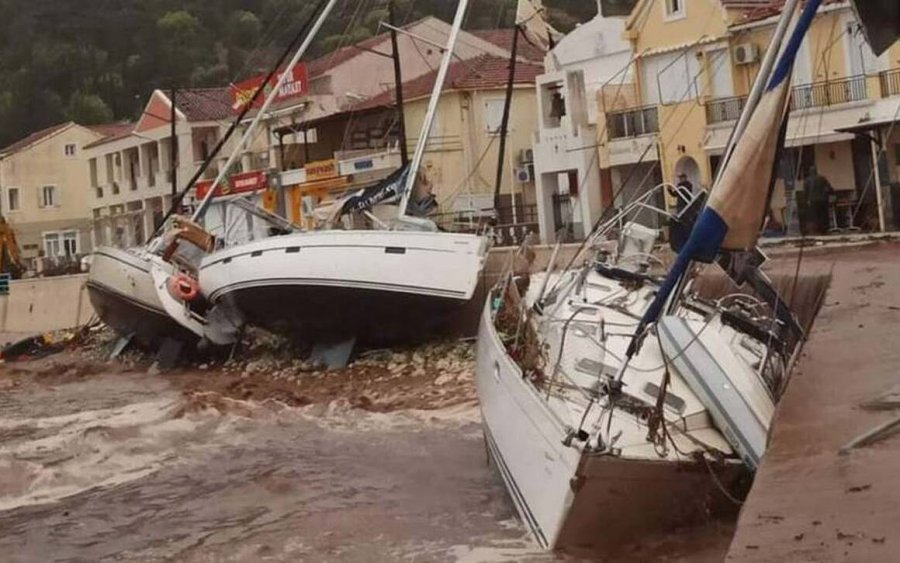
[
  {"x1": 0, "y1": 122, "x2": 73, "y2": 156},
  {"x1": 83, "y1": 122, "x2": 135, "y2": 149},
  {"x1": 352, "y1": 54, "x2": 542, "y2": 111},
  {"x1": 88, "y1": 122, "x2": 134, "y2": 139},
  {"x1": 175, "y1": 87, "x2": 234, "y2": 122},
  {"x1": 731, "y1": 0, "x2": 845, "y2": 25},
  {"x1": 307, "y1": 31, "x2": 394, "y2": 77},
  {"x1": 470, "y1": 29, "x2": 547, "y2": 62}
]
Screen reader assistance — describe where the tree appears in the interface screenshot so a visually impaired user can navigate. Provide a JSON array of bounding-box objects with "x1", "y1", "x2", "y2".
[{"x1": 65, "y1": 91, "x2": 114, "y2": 125}]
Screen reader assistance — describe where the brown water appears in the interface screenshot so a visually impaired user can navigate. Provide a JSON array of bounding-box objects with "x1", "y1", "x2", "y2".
[{"x1": 0, "y1": 365, "x2": 733, "y2": 562}]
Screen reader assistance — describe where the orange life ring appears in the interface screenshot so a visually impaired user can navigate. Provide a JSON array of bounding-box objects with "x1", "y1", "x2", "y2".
[{"x1": 168, "y1": 273, "x2": 200, "y2": 302}]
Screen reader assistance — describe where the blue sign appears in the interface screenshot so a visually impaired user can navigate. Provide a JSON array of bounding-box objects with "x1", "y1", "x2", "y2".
[{"x1": 353, "y1": 159, "x2": 374, "y2": 171}]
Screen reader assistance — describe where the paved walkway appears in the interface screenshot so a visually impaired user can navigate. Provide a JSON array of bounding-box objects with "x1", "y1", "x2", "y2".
[{"x1": 728, "y1": 242, "x2": 900, "y2": 561}]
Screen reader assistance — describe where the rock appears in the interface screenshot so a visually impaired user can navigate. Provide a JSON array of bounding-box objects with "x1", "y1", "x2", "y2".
[{"x1": 435, "y1": 373, "x2": 454, "y2": 386}]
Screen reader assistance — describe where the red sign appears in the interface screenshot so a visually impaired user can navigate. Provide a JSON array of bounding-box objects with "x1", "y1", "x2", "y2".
[
  {"x1": 196, "y1": 170, "x2": 268, "y2": 200},
  {"x1": 231, "y1": 64, "x2": 309, "y2": 113}
]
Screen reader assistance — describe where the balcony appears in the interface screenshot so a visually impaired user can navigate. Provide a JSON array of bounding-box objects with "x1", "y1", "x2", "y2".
[
  {"x1": 880, "y1": 68, "x2": 900, "y2": 98},
  {"x1": 706, "y1": 96, "x2": 747, "y2": 124},
  {"x1": 790, "y1": 75, "x2": 868, "y2": 111},
  {"x1": 607, "y1": 105, "x2": 660, "y2": 139}
]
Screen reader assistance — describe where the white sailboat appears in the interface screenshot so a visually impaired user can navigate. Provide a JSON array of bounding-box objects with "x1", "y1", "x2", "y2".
[
  {"x1": 195, "y1": 0, "x2": 492, "y2": 345},
  {"x1": 475, "y1": 0, "x2": 878, "y2": 552},
  {"x1": 86, "y1": 0, "x2": 339, "y2": 349}
]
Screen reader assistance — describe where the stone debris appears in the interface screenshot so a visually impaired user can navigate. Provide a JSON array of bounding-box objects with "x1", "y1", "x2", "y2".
[{"x1": 37, "y1": 323, "x2": 481, "y2": 414}]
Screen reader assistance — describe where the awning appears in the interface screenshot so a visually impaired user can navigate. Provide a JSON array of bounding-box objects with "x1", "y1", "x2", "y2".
[{"x1": 639, "y1": 36, "x2": 724, "y2": 58}]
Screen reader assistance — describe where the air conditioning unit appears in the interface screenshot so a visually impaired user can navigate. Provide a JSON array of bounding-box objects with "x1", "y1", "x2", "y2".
[
  {"x1": 733, "y1": 43, "x2": 760, "y2": 65},
  {"x1": 515, "y1": 166, "x2": 532, "y2": 184},
  {"x1": 519, "y1": 148, "x2": 534, "y2": 164}
]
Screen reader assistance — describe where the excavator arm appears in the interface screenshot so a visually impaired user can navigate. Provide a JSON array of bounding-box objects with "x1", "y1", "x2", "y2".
[{"x1": 0, "y1": 217, "x2": 24, "y2": 279}]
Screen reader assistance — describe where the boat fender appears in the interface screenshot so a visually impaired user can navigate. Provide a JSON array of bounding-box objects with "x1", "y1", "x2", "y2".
[{"x1": 168, "y1": 273, "x2": 200, "y2": 302}]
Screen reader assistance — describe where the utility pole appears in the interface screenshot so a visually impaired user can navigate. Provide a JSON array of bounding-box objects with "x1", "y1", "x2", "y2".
[
  {"x1": 170, "y1": 86, "x2": 179, "y2": 214},
  {"x1": 493, "y1": 25, "x2": 520, "y2": 212},
  {"x1": 389, "y1": 0, "x2": 409, "y2": 167}
]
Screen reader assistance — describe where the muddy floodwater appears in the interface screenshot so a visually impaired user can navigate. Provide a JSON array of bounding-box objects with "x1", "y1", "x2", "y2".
[{"x1": 0, "y1": 351, "x2": 733, "y2": 562}]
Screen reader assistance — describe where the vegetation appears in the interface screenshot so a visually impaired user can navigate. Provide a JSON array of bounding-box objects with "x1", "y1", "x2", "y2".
[{"x1": 0, "y1": 0, "x2": 593, "y2": 147}]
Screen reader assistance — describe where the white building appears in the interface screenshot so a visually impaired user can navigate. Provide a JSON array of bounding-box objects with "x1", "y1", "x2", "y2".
[
  {"x1": 531, "y1": 5, "x2": 634, "y2": 242},
  {"x1": 85, "y1": 88, "x2": 236, "y2": 248}
]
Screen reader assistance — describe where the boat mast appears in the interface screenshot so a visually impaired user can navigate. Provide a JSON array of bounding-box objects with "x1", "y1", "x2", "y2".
[
  {"x1": 191, "y1": 0, "x2": 340, "y2": 222},
  {"x1": 389, "y1": 0, "x2": 409, "y2": 167},
  {"x1": 492, "y1": 24, "x2": 521, "y2": 212},
  {"x1": 713, "y1": 0, "x2": 802, "y2": 186},
  {"x1": 170, "y1": 86, "x2": 178, "y2": 214},
  {"x1": 397, "y1": 0, "x2": 471, "y2": 218}
]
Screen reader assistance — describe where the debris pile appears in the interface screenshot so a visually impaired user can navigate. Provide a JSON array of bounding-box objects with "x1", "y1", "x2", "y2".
[{"x1": 3, "y1": 323, "x2": 479, "y2": 414}]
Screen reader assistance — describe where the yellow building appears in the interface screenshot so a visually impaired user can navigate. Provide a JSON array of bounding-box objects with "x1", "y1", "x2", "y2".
[
  {"x1": 0, "y1": 122, "x2": 127, "y2": 269},
  {"x1": 596, "y1": 0, "x2": 900, "y2": 234}
]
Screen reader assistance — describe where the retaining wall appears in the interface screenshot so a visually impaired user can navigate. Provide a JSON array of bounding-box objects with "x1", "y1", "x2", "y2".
[{"x1": 0, "y1": 274, "x2": 95, "y2": 335}]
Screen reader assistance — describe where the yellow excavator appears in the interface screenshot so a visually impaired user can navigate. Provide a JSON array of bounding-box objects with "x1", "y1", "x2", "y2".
[{"x1": 0, "y1": 216, "x2": 24, "y2": 279}]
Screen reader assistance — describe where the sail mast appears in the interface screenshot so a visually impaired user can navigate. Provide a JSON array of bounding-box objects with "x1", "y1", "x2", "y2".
[
  {"x1": 398, "y1": 0, "x2": 471, "y2": 218},
  {"x1": 714, "y1": 0, "x2": 802, "y2": 185},
  {"x1": 492, "y1": 25, "x2": 521, "y2": 212},
  {"x1": 192, "y1": 0, "x2": 340, "y2": 222}
]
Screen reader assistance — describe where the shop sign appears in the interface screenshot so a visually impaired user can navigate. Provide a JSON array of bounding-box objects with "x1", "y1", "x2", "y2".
[
  {"x1": 306, "y1": 159, "x2": 338, "y2": 182},
  {"x1": 231, "y1": 64, "x2": 309, "y2": 113},
  {"x1": 196, "y1": 170, "x2": 268, "y2": 199},
  {"x1": 353, "y1": 159, "x2": 374, "y2": 171}
]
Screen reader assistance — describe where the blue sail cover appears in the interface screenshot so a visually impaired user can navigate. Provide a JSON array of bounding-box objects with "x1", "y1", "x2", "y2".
[
  {"x1": 338, "y1": 166, "x2": 409, "y2": 217},
  {"x1": 627, "y1": 0, "x2": 823, "y2": 354}
]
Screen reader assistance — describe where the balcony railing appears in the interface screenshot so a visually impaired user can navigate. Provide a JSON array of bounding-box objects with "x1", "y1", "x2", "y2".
[
  {"x1": 706, "y1": 96, "x2": 747, "y2": 124},
  {"x1": 880, "y1": 68, "x2": 900, "y2": 98},
  {"x1": 790, "y1": 75, "x2": 868, "y2": 111},
  {"x1": 608, "y1": 105, "x2": 660, "y2": 139}
]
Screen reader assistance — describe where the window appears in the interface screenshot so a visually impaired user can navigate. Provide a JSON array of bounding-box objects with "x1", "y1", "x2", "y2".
[
  {"x1": 484, "y1": 99, "x2": 507, "y2": 135},
  {"x1": 64, "y1": 144, "x2": 76, "y2": 156},
  {"x1": 40, "y1": 185, "x2": 57, "y2": 208},
  {"x1": 641, "y1": 50, "x2": 701, "y2": 105},
  {"x1": 7, "y1": 187, "x2": 20, "y2": 211},
  {"x1": 43, "y1": 232, "x2": 61, "y2": 257},
  {"x1": 664, "y1": 0, "x2": 685, "y2": 19},
  {"x1": 42, "y1": 230, "x2": 79, "y2": 258},
  {"x1": 63, "y1": 231, "x2": 79, "y2": 256}
]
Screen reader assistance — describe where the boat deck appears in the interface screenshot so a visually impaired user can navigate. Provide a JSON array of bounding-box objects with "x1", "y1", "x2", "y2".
[{"x1": 727, "y1": 241, "x2": 900, "y2": 561}]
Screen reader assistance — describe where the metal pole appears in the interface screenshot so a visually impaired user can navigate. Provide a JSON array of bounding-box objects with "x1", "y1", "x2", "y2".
[
  {"x1": 192, "y1": 0, "x2": 339, "y2": 222},
  {"x1": 170, "y1": 86, "x2": 178, "y2": 212},
  {"x1": 399, "y1": 0, "x2": 471, "y2": 217},
  {"x1": 871, "y1": 129, "x2": 886, "y2": 232},
  {"x1": 493, "y1": 26, "x2": 520, "y2": 212},
  {"x1": 389, "y1": 0, "x2": 409, "y2": 167}
]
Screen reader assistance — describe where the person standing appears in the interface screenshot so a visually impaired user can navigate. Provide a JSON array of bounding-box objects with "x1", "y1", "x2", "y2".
[
  {"x1": 802, "y1": 166, "x2": 833, "y2": 234},
  {"x1": 669, "y1": 173, "x2": 693, "y2": 214}
]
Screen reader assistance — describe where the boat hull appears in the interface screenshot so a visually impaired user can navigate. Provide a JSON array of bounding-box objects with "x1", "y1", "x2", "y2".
[
  {"x1": 86, "y1": 247, "x2": 197, "y2": 348},
  {"x1": 200, "y1": 230, "x2": 488, "y2": 344},
  {"x1": 476, "y1": 303, "x2": 744, "y2": 553}
]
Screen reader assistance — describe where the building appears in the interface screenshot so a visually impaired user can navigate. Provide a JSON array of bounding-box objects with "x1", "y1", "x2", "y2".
[
  {"x1": 534, "y1": 0, "x2": 900, "y2": 242},
  {"x1": 224, "y1": 21, "x2": 543, "y2": 236},
  {"x1": 0, "y1": 122, "x2": 128, "y2": 269},
  {"x1": 352, "y1": 53, "x2": 543, "y2": 224},
  {"x1": 85, "y1": 88, "x2": 236, "y2": 248},
  {"x1": 531, "y1": 6, "x2": 634, "y2": 242}
]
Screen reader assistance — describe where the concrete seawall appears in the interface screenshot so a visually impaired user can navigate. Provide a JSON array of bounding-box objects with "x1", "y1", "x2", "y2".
[{"x1": 0, "y1": 274, "x2": 95, "y2": 337}]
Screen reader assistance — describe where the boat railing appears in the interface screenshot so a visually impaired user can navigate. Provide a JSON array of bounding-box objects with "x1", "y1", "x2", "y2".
[
  {"x1": 429, "y1": 204, "x2": 538, "y2": 247},
  {"x1": 589, "y1": 184, "x2": 678, "y2": 245}
]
